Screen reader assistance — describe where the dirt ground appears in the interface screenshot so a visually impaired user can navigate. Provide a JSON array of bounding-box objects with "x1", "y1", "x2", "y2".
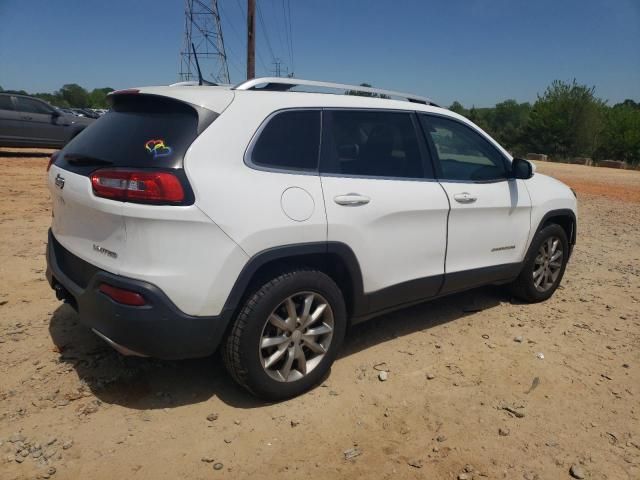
[{"x1": 1, "y1": 149, "x2": 639, "y2": 480}]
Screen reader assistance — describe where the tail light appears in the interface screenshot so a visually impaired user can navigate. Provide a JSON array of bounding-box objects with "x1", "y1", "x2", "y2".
[
  {"x1": 99, "y1": 283, "x2": 146, "y2": 306},
  {"x1": 90, "y1": 169, "x2": 184, "y2": 204},
  {"x1": 47, "y1": 151, "x2": 60, "y2": 172}
]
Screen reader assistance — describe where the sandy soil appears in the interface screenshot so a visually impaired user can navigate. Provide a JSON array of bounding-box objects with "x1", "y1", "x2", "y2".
[{"x1": 1, "y1": 151, "x2": 639, "y2": 480}]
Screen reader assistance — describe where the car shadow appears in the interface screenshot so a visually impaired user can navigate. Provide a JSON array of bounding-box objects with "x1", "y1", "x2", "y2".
[
  {"x1": 0, "y1": 149, "x2": 53, "y2": 158},
  {"x1": 48, "y1": 286, "x2": 506, "y2": 410},
  {"x1": 340, "y1": 286, "x2": 505, "y2": 359}
]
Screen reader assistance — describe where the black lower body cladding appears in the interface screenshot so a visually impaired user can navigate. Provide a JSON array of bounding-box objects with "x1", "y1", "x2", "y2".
[{"x1": 45, "y1": 230, "x2": 226, "y2": 359}]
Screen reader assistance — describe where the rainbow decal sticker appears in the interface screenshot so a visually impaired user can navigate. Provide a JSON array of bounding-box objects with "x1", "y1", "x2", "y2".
[{"x1": 144, "y1": 139, "x2": 173, "y2": 158}]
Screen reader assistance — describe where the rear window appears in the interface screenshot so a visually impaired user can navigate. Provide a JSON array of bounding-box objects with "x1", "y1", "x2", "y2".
[
  {"x1": 58, "y1": 94, "x2": 212, "y2": 173},
  {"x1": 321, "y1": 110, "x2": 427, "y2": 179}
]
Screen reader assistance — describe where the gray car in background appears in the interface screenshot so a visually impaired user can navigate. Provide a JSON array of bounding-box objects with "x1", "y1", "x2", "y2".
[{"x1": 0, "y1": 93, "x2": 94, "y2": 148}]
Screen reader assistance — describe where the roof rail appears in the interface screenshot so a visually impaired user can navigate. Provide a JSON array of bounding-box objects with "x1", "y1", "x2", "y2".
[
  {"x1": 169, "y1": 81, "x2": 201, "y2": 87},
  {"x1": 232, "y1": 77, "x2": 438, "y2": 106},
  {"x1": 169, "y1": 80, "x2": 232, "y2": 87}
]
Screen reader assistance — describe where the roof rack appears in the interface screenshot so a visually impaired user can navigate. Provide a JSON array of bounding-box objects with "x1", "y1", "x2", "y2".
[
  {"x1": 169, "y1": 80, "x2": 232, "y2": 87},
  {"x1": 232, "y1": 77, "x2": 438, "y2": 106}
]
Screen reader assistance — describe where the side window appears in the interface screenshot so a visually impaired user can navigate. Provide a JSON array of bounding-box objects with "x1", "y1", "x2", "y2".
[
  {"x1": 321, "y1": 110, "x2": 429, "y2": 179},
  {"x1": 14, "y1": 97, "x2": 53, "y2": 115},
  {"x1": 0, "y1": 95, "x2": 14, "y2": 111},
  {"x1": 250, "y1": 110, "x2": 320, "y2": 171},
  {"x1": 420, "y1": 115, "x2": 508, "y2": 181}
]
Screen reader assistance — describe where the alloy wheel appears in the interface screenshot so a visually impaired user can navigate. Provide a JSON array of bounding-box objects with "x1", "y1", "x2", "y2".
[
  {"x1": 532, "y1": 236, "x2": 564, "y2": 292},
  {"x1": 259, "y1": 292, "x2": 334, "y2": 382}
]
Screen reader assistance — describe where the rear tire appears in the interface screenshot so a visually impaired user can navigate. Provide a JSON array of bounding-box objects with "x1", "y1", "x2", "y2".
[
  {"x1": 222, "y1": 270, "x2": 347, "y2": 400},
  {"x1": 510, "y1": 223, "x2": 569, "y2": 303}
]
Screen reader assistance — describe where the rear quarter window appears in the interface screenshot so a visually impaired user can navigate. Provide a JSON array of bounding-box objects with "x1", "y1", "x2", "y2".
[{"x1": 249, "y1": 110, "x2": 321, "y2": 172}]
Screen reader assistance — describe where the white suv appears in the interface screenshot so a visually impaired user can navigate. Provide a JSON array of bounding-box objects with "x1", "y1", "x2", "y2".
[{"x1": 46, "y1": 78, "x2": 577, "y2": 399}]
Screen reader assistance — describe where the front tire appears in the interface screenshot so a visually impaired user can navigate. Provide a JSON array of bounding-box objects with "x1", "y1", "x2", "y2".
[
  {"x1": 222, "y1": 270, "x2": 347, "y2": 400},
  {"x1": 510, "y1": 223, "x2": 569, "y2": 303}
]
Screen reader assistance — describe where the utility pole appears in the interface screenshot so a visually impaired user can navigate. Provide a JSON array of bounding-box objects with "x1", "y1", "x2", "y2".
[{"x1": 247, "y1": 0, "x2": 256, "y2": 79}]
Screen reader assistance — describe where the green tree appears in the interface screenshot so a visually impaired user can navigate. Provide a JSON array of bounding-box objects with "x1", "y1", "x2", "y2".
[
  {"x1": 467, "y1": 106, "x2": 492, "y2": 132},
  {"x1": 524, "y1": 79, "x2": 606, "y2": 159},
  {"x1": 449, "y1": 101, "x2": 467, "y2": 116},
  {"x1": 488, "y1": 100, "x2": 531, "y2": 154},
  {"x1": 88, "y1": 87, "x2": 114, "y2": 108},
  {"x1": 2, "y1": 88, "x2": 28, "y2": 95},
  {"x1": 32, "y1": 92, "x2": 69, "y2": 108},
  {"x1": 617, "y1": 99, "x2": 639, "y2": 110},
  {"x1": 57, "y1": 83, "x2": 89, "y2": 107},
  {"x1": 595, "y1": 104, "x2": 640, "y2": 165}
]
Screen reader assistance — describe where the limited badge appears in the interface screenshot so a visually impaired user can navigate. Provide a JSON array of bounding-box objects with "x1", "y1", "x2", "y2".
[{"x1": 144, "y1": 139, "x2": 173, "y2": 158}]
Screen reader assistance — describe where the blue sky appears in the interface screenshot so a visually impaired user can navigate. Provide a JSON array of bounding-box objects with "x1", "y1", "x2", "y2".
[{"x1": 1, "y1": 0, "x2": 638, "y2": 107}]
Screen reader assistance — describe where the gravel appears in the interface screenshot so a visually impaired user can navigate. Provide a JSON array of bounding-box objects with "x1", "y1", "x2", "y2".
[{"x1": 570, "y1": 464, "x2": 586, "y2": 479}]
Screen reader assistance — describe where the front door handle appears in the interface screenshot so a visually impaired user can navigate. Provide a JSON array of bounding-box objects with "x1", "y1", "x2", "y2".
[
  {"x1": 453, "y1": 192, "x2": 477, "y2": 203},
  {"x1": 334, "y1": 193, "x2": 370, "y2": 206}
]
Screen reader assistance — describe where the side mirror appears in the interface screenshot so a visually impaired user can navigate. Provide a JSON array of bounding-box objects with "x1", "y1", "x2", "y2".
[
  {"x1": 511, "y1": 158, "x2": 533, "y2": 180},
  {"x1": 52, "y1": 109, "x2": 61, "y2": 118}
]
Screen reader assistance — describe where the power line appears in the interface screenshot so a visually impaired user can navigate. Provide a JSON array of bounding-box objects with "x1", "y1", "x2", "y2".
[
  {"x1": 256, "y1": 0, "x2": 277, "y2": 64},
  {"x1": 287, "y1": 0, "x2": 294, "y2": 73},
  {"x1": 217, "y1": 0, "x2": 269, "y2": 78},
  {"x1": 281, "y1": 0, "x2": 294, "y2": 75},
  {"x1": 233, "y1": 0, "x2": 246, "y2": 17},
  {"x1": 270, "y1": 0, "x2": 288, "y2": 67}
]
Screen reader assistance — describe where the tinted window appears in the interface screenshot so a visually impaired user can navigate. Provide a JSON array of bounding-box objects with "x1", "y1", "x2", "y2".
[
  {"x1": 0, "y1": 95, "x2": 13, "y2": 111},
  {"x1": 321, "y1": 110, "x2": 427, "y2": 179},
  {"x1": 15, "y1": 97, "x2": 53, "y2": 114},
  {"x1": 420, "y1": 115, "x2": 508, "y2": 181},
  {"x1": 59, "y1": 94, "x2": 203, "y2": 174},
  {"x1": 251, "y1": 110, "x2": 320, "y2": 171}
]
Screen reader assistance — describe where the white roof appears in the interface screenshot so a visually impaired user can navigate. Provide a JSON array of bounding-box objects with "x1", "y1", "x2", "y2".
[{"x1": 125, "y1": 76, "x2": 440, "y2": 113}]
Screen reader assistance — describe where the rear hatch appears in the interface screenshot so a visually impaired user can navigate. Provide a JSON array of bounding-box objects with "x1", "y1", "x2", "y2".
[{"x1": 48, "y1": 90, "x2": 224, "y2": 275}]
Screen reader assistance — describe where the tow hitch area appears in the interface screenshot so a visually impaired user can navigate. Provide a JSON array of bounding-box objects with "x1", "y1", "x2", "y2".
[{"x1": 54, "y1": 282, "x2": 70, "y2": 301}]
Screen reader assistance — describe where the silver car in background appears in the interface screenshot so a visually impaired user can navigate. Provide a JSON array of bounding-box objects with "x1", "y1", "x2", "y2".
[{"x1": 0, "y1": 93, "x2": 94, "y2": 148}]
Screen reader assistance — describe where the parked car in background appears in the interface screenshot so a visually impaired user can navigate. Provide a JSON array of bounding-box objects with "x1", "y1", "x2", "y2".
[
  {"x1": 0, "y1": 93, "x2": 94, "y2": 148},
  {"x1": 78, "y1": 108, "x2": 100, "y2": 119}
]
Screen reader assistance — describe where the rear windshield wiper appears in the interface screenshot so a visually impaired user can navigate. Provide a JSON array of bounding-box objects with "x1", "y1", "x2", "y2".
[{"x1": 63, "y1": 153, "x2": 113, "y2": 167}]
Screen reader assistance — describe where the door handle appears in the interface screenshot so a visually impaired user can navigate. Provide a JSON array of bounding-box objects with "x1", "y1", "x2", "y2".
[
  {"x1": 334, "y1": 193, "x2": 370, "y2": 206},
  {"x1": 453, "y1": 192, "x2": 477, "y2": 203},
  {"x1": 21, "y1": 116, "x2": 33, "y2": 120}
]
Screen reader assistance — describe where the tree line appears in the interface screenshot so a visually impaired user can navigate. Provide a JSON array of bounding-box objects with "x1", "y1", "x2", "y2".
[
  {"x1": 2, "y1": 79, "x2": 639, "y2": 165},
  {"x1": 0, "y1": 84, "x2": 114, "y2": 109},
  {"x1": 449, "y1": 79, "x2": 640, "y2": 166}
]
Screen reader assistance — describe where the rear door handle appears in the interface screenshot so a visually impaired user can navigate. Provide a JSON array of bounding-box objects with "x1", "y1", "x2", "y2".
[
  {"x1": 453, "y1": 192, "x2": 477, "y2": 203},
  {"x1": 334, "y1": 193, "x2": 370, "y2": 206},
  {"x1": 21, "y1": 116, "x2": 33, "y2": 120}
]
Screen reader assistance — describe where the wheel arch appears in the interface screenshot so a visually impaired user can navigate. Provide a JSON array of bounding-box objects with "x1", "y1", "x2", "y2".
[
  {"x1": 220, "y1": 242, "x2": 366, "y2": 324},
  {"x1": 536, "y1": 209, "x2": 577, "y2": 248}
]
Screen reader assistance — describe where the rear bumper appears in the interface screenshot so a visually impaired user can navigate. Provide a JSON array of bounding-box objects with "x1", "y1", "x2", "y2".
[{"x1": 45, "y1": 230, "x2": 228, "y2": 359}]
